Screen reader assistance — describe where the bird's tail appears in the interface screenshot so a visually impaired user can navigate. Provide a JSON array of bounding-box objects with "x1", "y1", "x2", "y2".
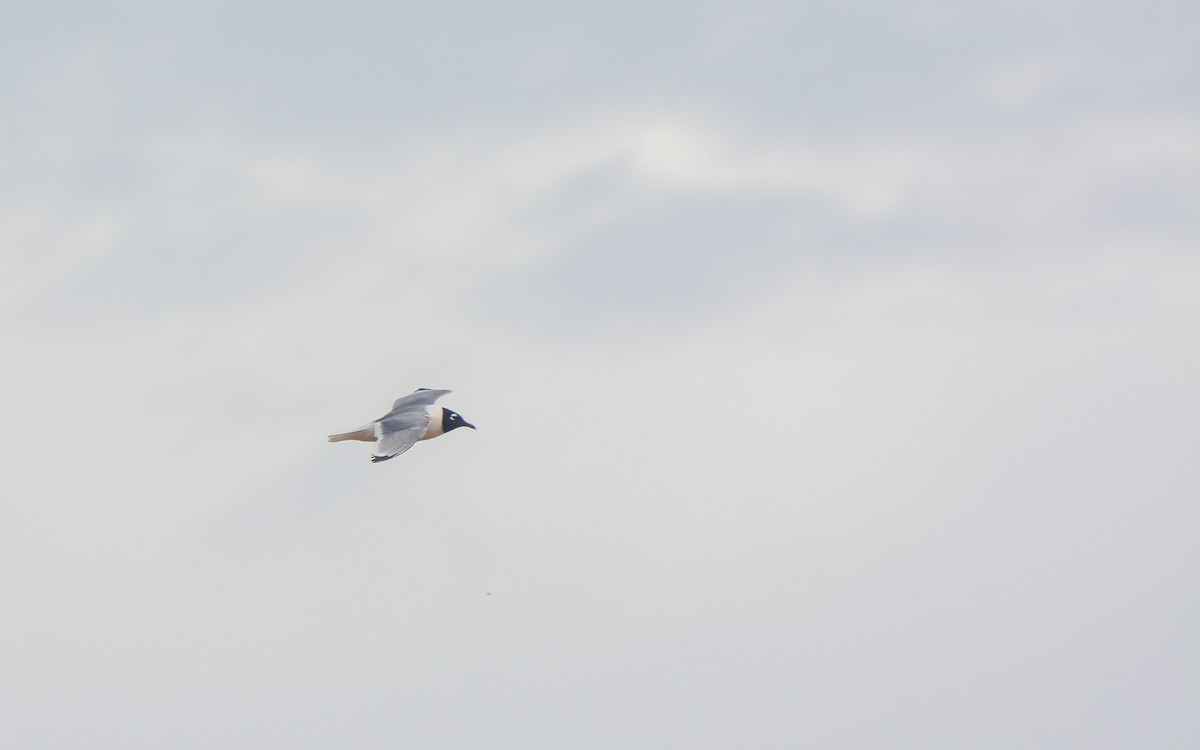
[{"x1": 327, "y1": 425, "x2": 376, "y2": 443}]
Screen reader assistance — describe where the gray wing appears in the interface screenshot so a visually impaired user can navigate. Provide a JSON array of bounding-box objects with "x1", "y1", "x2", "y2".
[
  {"x1": 370, "y1": 410, "x2": 433, "y2": 463},
  {"x1": 388, "y1": 388, "x2": 452, "y2": 414}
]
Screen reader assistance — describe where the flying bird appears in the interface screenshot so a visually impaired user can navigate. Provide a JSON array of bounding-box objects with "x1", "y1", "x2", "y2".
[{"x1": 328, "y1": 388, "x2": 475, "y2": 463}]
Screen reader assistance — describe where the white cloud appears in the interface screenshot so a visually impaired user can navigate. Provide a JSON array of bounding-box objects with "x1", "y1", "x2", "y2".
[
  {"x1": 628, "y1": 122, "x2": 921, "y2": 218},
  {"x1": 981, "y1": 54, "x2": 1086, "y2": 108}
]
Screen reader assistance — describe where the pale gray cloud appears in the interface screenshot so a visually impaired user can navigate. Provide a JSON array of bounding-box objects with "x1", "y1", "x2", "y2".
[{"x1": 2, "y1": 2, "x2": 1198, "y2": 749}]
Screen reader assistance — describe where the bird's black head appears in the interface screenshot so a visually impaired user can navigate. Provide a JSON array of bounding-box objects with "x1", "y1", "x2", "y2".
[{"x1": 441, "y1": 408, "x2": 476, "y2": 433}]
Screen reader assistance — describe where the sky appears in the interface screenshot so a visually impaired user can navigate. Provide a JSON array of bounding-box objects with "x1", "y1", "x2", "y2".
[{"x1": 2, "y1": 1, "x2": 1198, "y2": 748}]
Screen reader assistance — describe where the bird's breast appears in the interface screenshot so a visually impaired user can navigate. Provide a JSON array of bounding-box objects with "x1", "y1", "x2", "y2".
[{"x1": 419, "y1": 409, "x2": 444, "y2": 441}]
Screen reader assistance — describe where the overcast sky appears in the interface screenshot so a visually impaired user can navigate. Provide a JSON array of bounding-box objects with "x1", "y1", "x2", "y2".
[{"x1": 2, "y1": 2, "x2": 1198, "y2": 748}]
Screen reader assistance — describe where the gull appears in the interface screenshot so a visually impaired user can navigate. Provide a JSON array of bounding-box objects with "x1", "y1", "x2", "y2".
[{"x1": 328, "y1": 388, "x2": 475, "y2": 463}]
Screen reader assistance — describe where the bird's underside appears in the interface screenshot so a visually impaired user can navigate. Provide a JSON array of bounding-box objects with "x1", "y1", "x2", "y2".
[{"x1": 327, "y1": 426, "x2": 376, "y2": 442}]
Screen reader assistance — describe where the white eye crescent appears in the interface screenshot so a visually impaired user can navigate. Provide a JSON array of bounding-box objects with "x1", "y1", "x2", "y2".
[{"x1": 450, "y1": 414, "x2": 458, "y2": 420}]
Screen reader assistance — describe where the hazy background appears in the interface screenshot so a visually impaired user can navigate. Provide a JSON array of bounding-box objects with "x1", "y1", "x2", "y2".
[{"x1": 2, "y1": 2, "x2": 1197, "y2": 747}]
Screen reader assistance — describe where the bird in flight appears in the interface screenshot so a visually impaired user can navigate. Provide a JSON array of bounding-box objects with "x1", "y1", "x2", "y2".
[{"x1": 328, "y1": 388, "x2": 475, "y2": 463}]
